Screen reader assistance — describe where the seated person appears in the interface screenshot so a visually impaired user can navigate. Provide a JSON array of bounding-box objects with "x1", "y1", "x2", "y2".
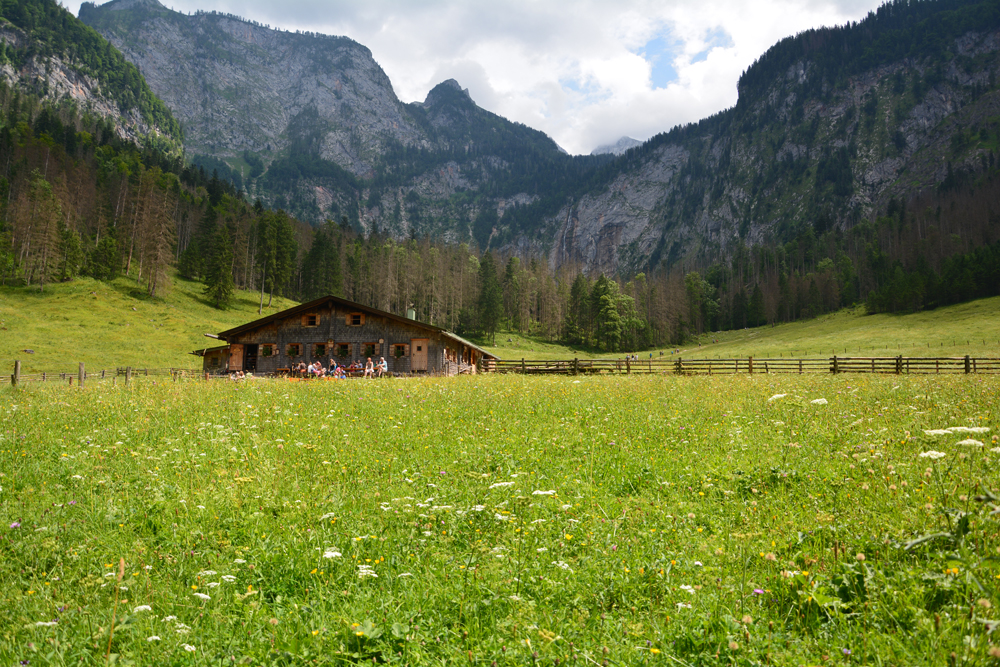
[
  {"x1": 309, "y1": 361, "x2": 325, "y2": 377},
  {"x1": 364, "y1": 357, "x2": 375, "y2": 378},
  {"x1": 377, "y1": 357, "x2": 388, "y2": 377},
  {"x1": 328, "y1": 358, "x2": 338, "y2": 374},
  {"x1": 296, "y1": 361, "x2": 308, "y2": 376}
]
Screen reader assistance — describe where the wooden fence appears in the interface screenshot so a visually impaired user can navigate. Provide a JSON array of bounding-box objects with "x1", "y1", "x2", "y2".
[
  {"x1": 488, "y1": 356, "x2": 1000, "y2": 376},
  {"x1": 9, "y1": 362, "x2": 199, "y2": 386}
]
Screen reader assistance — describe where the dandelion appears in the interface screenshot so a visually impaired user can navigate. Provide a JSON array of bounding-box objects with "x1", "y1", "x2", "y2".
[
  {"x1": 741, "y1": 615, "x2": 753, "y2": 624},
  {"x1": 728, "y1": 641, "x2": 739, "y2": 650},
  {"x1": 133, "y1": 605, "x2": 152, "y2": 613},
  {"x1": 764, "y1": 553, "x2": 777, "y2": 561},
  {"x1": 193, "y1": 593, "x2": 210, "y2": 600},
  {"x1": 919, "y1": 451, "x2": 946, "y2": 459}
]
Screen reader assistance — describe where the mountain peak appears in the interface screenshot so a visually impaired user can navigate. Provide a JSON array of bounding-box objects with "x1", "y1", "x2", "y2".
[
  {"x1": 591, "y1": 136, "x2": 641, "y2": 156},
  {"x1": 423, "y1": 79, "x2": 474, "y2": 108},
  {"x1": 91, "y1": 0, "x2": 166, "y2": 11}
]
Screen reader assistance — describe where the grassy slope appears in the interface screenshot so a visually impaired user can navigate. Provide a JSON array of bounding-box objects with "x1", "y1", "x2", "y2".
[
  {"x1": 2, "y1": 273, "x2": 998, "y2": 372},
  {"x1": 489, "y1": 297, "x2": 1000, "y2": 361},
  {"x1": 0, "y1": 273, "x2": 297, "y2": 373}
]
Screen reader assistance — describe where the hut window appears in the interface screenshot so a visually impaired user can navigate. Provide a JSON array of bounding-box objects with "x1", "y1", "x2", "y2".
[
  {"x1": 393, "y1": 344, "x2": 408, "y2": 358},
  {"x1": 363, "y1": 342, "x2": 377, "y2": 357},
  {"x1": 261, "y1": 344, "x2": 275, "y2": 357},
  {"x1": 286, "y1": 343, "x2": 301, "y2": 357},
  {"x1": 302, "y1": 313, "x2": 320, "y2": 327},
  {"x1": 313, "y1": 343, "x2": 327, "y2": 357},
  {"x1": 209, "y1": 356, "x2": 220, "y2": 368},
  {"x1": 347, "y1": 312, "x2": 365, "y2": 326},
  {"x1": 336, "y1": 343, "x2": 351, "y2": 358}
]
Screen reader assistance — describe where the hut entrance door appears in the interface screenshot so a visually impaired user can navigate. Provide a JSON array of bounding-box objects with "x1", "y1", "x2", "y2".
[
  {"x1": 228, "y1": 344, "x2": 244, "y2": 372},
  {"x1": 411, "y1": 338, "x2": 428, "y2": 372},
  {"x1": 244, "y1": 344, "x2": 258, "y2": 372}
]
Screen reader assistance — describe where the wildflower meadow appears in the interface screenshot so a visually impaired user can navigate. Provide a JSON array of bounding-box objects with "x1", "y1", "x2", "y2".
[{"x1": 1, "y1": 373, "x2": 998, "y2": 665}]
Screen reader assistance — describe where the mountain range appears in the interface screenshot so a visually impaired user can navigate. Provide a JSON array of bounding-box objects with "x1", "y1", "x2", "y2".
[{"x1": 58, "y1": 0, "x2": 1000, "y2": 276}]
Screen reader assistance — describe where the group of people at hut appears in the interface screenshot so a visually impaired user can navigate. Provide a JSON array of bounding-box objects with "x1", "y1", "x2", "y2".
[{"x1": 292, "y1": 356, "x2": 388, "y2": 379}]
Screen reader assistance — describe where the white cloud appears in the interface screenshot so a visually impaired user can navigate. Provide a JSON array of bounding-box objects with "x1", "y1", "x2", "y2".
[{"x1": 71, "y1": 0, "x2": 885, "y2": 154}]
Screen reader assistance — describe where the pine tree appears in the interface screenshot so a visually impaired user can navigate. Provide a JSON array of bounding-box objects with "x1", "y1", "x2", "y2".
[
  {"x1": 204, "y1": 227, "x2": 235, "y2": 309},
  {"x1": 477, "y1": 251, "x2": 502, "y2": 344}
]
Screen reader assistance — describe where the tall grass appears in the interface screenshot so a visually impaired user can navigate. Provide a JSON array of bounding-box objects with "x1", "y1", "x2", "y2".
[{"x1": 2, "y1": 373, "x2": 998, "y2": 664}]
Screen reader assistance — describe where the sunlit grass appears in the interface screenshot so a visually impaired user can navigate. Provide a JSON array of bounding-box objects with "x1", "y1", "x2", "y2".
[{"x1": 2, "y1": 373, "x2": 998, "y2": 664}]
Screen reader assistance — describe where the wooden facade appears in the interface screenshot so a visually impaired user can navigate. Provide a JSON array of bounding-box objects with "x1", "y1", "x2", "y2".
[{"x1": 193, "y1": 295, "x2": 499, "y2": 376}]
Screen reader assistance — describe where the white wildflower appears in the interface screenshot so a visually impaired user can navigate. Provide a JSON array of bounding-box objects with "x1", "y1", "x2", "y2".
[
  {"x1": 810, "y1": 398, "x2": 828, "y2": 405},
  {"x1": 489, "y1": 481, "x2": 515, "y2": 489},
  {"x1": 193, "y1": 592, "x2": 211, "y2": 600},
  {"x1": 919, "y1": 450, "x2": 947, "y2": 459},
  {"x1": 233, "y1": 559, "x2": 246, "y2": 564},
  {"x1": 221, "y1": 575, "x2": 236, "y2": 582},
  {"x1": 133, "y1": 605, "x2": 152, "y2": 613},
  {"x1": 206, "y1": 582, "x2": 220, "y2": 588},
  {"x1": 552, "y1": 561, "x2": 572, "y2": 571},
  {"x1": 676, "y1": 602, "x2": 692, "y2": 609},
  {"x1": 323, "y1": 550, "x2": 342, "y2": 559},
  {"x1": 397, "y1": 572, "x2": 413, "y2": 578},
  {"x1": 147, "y1": 636, "x2": 161, "y2": 642},
  {"x1": 532, "y1": 490, "x2": 556, "y2": 496},
  {"x1": 162, "y1": 615, "x2": 177, "y2": 622},
  {"x1": 182, "y1": 644, "x2": 197, "y2": 652},
  {"x1": 537, "y1": 547, "x2": 548, "y2": 552},
  {"x1": 35, "y1": 621, "x2": 58, "y2": 627},
  {"x1": 494, "y1": 513, "x2": 509, "y2": 521},
  {"x1": 768, "y1": 394, "x2": 787, "y2": 402},
  {"x1": 197, "y1": 570, "x2": 217, "y2": 577},
  {"x1": 950, "y1": 426, "x2": 991, "y2": 434},
  {"x1": 923, "y1": 429, "x2": 952, "y2": 436},
  {"x1": 680, "y1": 585, "x2": 696, "y2": 595},
  {"x1": 957, "y1": 439, "x2": 984, "y2": 447},
  {"x1": 358, "y1": 565, "x2": 378, "y2": 579}
]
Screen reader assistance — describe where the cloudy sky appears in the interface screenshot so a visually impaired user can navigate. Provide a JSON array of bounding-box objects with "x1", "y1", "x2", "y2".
[{"x1": 68, "y1": 0, "x2": 885, "y2": 154}]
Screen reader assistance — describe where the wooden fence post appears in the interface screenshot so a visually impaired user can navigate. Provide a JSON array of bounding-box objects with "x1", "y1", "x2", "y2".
[
  {"x1": 965, "y1": 355, "x2": 971, "y2": 374},
  {"x1": 675, "y1": 357, "x2": 682, "y2": 374},
  {"x1": 125, "y1": 367, "x2": 132, "y2": 385},
  {"x1": 573, "y1": 358, "x2": 579, "y2": 376},
  {"x1": 12, "y1": 360, "x2": 20, "y2": 386},
  {"x1": 521, "y1": 358, "x2": 526, "y2": 374},
  {"x1": 79, "y1": 362, "x2": 85, "y2": 389},
  {"x1": 748, "y1": 356, "x2": 753, "y2": 375},
  {"x1": 626, "y1": 357, "x2": 631, "y2": 374},
  {"x1": 896, "y1": 356, "x2": 902, "y2": 375}
]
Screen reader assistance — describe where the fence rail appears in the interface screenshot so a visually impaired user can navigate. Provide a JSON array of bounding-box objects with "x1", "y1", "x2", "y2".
[
  {"x1": 9, "y1": 363, "x2": 201, "y2": 386},
  {"x1": 490, "y1": 356, "x2": 1000, "y2": 376}
]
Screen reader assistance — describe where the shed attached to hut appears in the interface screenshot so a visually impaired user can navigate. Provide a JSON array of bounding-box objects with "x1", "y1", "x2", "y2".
[{"x1": 192, "y1": 295, "x2": 499, "y2": 376}]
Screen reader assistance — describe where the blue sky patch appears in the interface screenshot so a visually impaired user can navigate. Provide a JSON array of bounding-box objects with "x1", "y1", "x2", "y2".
[
  {"x1": 691, "y1": 27, "x2": 734, "y2": 64},
  {"x1": 640, "y1": 34, "x2": 681, "y2": 89}
]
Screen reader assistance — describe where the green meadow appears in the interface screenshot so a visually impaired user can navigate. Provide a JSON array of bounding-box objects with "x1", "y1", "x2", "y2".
[{"x1": 2, "y1": 373, "x2": 998, "y2": 665}]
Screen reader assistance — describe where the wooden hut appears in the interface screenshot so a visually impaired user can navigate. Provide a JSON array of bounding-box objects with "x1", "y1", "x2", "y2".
[{"x1": 192, "y1": 295, "x2": 499, "y2": 376}]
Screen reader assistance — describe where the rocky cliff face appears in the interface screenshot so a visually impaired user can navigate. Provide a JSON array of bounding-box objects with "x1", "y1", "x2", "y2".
[
  {"x1": 80, "y1": 0, "x2": 423, "y2": 174},
  {"x1": 0, "y1": 18, "x2": 175, "y2": 147},
  {"x1": 541, "y1": 27, "x2": 1000, "y2": 276}
]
